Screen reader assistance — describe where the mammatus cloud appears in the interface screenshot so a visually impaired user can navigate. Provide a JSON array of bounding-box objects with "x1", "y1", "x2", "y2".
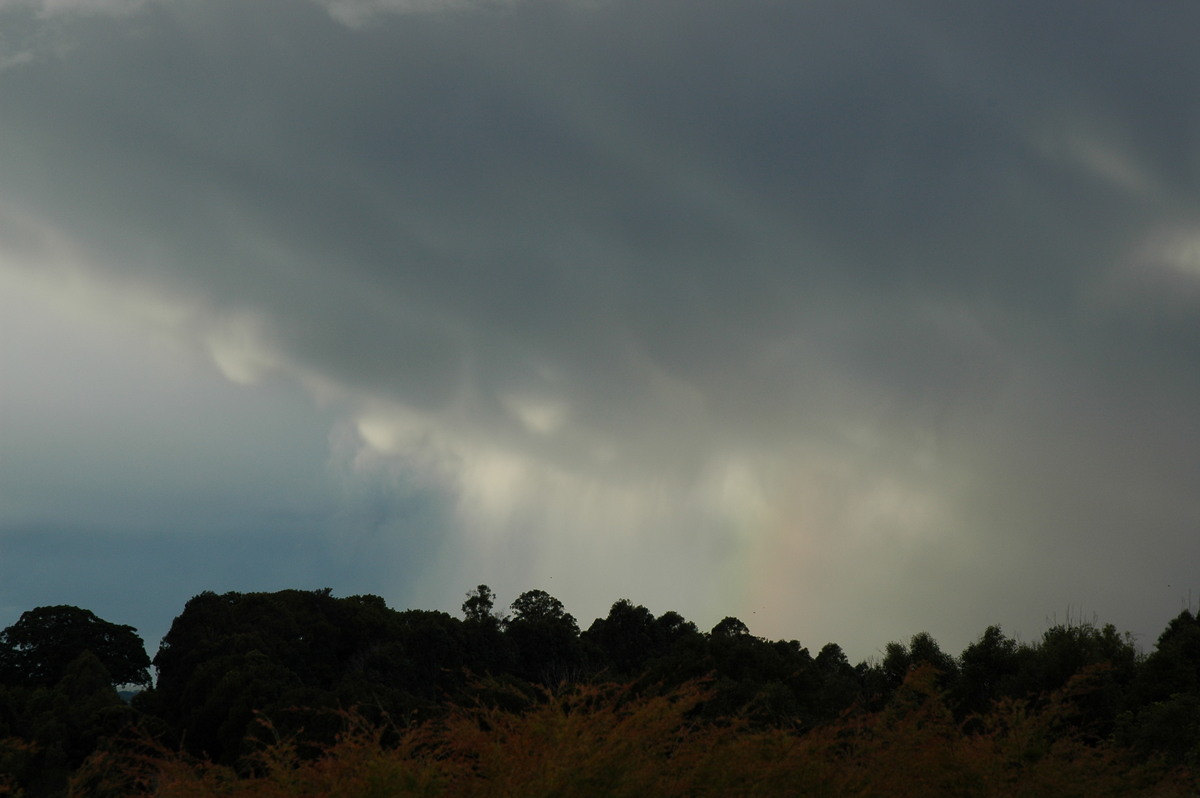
[{"x1": 1, "y1": 0, "x2": 1199, "y2": 656}]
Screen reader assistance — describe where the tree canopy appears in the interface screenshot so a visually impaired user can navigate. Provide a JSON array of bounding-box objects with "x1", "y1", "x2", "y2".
[
  {"x1": 4, "y1": 589, "x2": 1200, "y2": 795},
  {"x1": 0, "y1": 605, "x2": 150, "y2": 689}
]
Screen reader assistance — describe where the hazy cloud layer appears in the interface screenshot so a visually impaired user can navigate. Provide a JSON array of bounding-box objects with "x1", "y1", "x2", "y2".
[{"x1": 2, "y1": 0, "x2": 1199, "y2": 656}]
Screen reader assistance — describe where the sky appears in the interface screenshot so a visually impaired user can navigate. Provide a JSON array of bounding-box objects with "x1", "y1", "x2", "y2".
[{"x1": 1, "y1": 0, "x2": 1199, "y2": 664}]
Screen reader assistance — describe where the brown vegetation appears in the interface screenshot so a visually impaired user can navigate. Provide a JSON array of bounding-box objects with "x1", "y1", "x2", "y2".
[{"x1": 74, "y1": 667, "x2": 1193, "y2": 798}]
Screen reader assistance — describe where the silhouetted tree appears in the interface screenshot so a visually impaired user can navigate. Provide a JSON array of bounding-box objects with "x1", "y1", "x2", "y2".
[
  {"x1": 504, "y1": 590, "x2": 582, "y2": 686},
  {"x1": 0, "y1": 606, "x2": 150, "y2": 689},
  {"x1": 584, "y1": 600, "x2": 658, "y2": 676},
  {"x1": 15, "y1": 587, "x2": 1200, "y2": 791},
  {"x1": 1023, "y1": 621, "x2": 1137, "y2": 741},
  {"x1": 1127, "y1": 610, "x2": 1200, "y2": 706},
  {"x1": 1117, "y1": 610, "x2": 1200, "y2": 762},
  {"x1": 955, "y1": 625, "x2": 1022, "y2": 718},
  {"x1": 710, "y1": 616, "x2": 751, "y2": 640},
  {"x1": 881, "y1": 641, "x2": 912, "y2": 692},
  {"x1": 508, "y1": 589, "x2": 577, "y2": 629},
  {"x1": 462, "y1": 584, "x2": 502, "y2": 629},
  {"x1": 152, "y1": 589, "x2": 414, "y2": 763},
  {"x1": 813, "y1": 642, "x2": 860, "y2": 717}
]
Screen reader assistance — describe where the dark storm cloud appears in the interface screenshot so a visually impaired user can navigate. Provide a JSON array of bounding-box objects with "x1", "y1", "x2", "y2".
[{"x1": 2, "y1": 0, "x2": 1200, "y2": 655}]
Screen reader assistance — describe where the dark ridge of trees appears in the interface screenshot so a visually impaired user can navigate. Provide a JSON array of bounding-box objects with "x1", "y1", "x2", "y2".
[{"x1": 1, "y1": 589, "x2": 1199, "y2": 795}]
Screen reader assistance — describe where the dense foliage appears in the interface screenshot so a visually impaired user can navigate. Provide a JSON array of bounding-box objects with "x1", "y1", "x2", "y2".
[
  {"x1": 1, "y1": 589, "x2": 1199, "y2": 795},
  {"x1": 77, "y1": 673, "x2": 1193, "y2": 798},
  {"x1": 0, "y1": 606, "x2": 150, "y2": 689}
]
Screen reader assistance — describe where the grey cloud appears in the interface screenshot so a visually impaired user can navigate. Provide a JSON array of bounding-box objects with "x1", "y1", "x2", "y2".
[{"x1": 3, "y1": 0, "x2": 1200, "y2": 656}]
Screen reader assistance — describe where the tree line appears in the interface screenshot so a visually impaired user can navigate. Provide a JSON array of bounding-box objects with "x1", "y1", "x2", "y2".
[{"x1": 2, "y1": 587, "x2": 1199, "y2": 795}]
